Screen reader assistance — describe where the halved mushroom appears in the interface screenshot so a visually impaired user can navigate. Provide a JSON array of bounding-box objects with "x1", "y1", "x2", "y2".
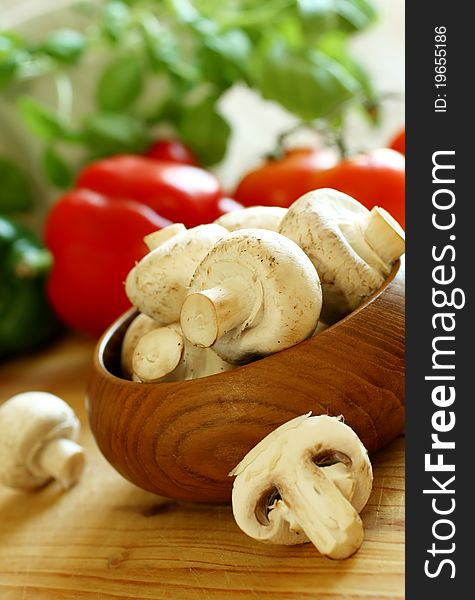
[
  {"x1": 214, "y1": 206, "x2": 287, "y2": 232},
  {"x1": 279, "y1": 188, "x2": 405, "y2": 324},
  {"x1": 180, "y1": 229, "x2": 322, "y2": 364},
  {"x1": 230, "y1": 414, "x2": 373, "y2": 559},
  {"x1": 132, "y1": 323, "x2": 233, "y2": 383},
  {"x1": 125, "y1": 223, "x2": 228, "y2": 324}
]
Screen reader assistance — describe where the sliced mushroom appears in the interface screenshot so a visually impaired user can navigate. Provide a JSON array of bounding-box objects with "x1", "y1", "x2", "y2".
[
  {"x1": 121, "y1": 313, "x2": 161, "y2": 379},
  {"x1": 133, "y1": 323, "x2": 233, "y2": 383},
  {"x1": 230, "y1": 414, "x2": 373, "y2": 559},
  {"x1": 279, "y1": 188, "x2": 405, "y2": 324},
  {"x1": 125, "y1": 223, "x2": 228, "y2": 324},
  {"x1": 180, "y1": 229, "x2": 322, "y2": 364},
  {"x1": 214, "y1": 206, "x2": 287, "y2": 232},
  {"x1": 0, "y1": 392, "x2": 86, "y2": 490}
]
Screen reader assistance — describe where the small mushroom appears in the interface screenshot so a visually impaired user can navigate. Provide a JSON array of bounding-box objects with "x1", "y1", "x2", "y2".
[
  {"x1": 132, "y1": 323, "x2": 233, "y2": 383},
  {"x1": 0, "y1": 392, "x2": 86, "y2": 490},
  {"x1": 230, "y1": 414, "x2": 373, "y2": 559},
  {"x1": 125, "y1": 223, "x2": 228, "y2": 324},
  {"x1": 180, "y1": 229, "x2": 322, "y2": 364},
  {"x1": 121, "y1": 313, "x2": 161, "y2": 379},
  {"x1": 279, "y1": 188, "x2": 405, "y2": 324},
  {"x1": 214, "y1": 206, "x2": 287, "y2": 232}
]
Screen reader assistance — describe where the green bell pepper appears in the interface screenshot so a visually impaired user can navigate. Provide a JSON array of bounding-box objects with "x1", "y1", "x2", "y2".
[{"x1": 0, "y1": 215, "x2": 62, "y2": 359}]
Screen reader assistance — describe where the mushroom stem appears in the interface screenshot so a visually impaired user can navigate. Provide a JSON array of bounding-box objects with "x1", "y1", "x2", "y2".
[
  {"x1": 132, "y1": 326, "x2": 185, "y2": 382},
  {"x1": 277, "y1": 465, "x2": 364, "y2": 559},
  {"x1": 181, "y1": 287, "x2": 253, "y2": 348},
  {"x1": 36, "y1": 437, "x2": 86, "y2": 489},
  {"x1": 365, "y1": 207, "x2": 405, "y2": 265}
]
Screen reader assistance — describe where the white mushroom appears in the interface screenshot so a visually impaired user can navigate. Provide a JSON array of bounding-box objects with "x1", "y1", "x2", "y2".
[
  {"x1": 230, "y1": 414, "x2": 373, "y2": 559},
  {"x1": 214, "y1": 206, "x2": 287, "y2": 232},
  {"x1": 125, "y1": 223, "x2": 228, "y2": 324},
  {"x1": 180, "y1": 229, "x2": 322, "y2": 364},
  {"x1": 121, "y1": 313, "x2": 161, "y2": 379},
  {"x1": 0, "y1": 392, "x2": 86, "y2": 491},
  {"x1": 143, "y1": 223, "x2": 187, "y2": 251},
  {"x1": 279, "y1": 188, "x2": 405, "y2": 324},
  {"x1": 132, "y1": 323, "x2": 233, "y2": 383}
]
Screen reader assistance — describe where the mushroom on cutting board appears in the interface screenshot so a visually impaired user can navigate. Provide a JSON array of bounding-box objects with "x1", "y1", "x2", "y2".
[
  {"x1": 0, "y1": 392, "x2": 86, "y2": 490},
  {"x1": 214, "y1": 206, "x2": 287, "y2": 232},
  {"x1": 132, "y1": 323, "x2": 233, "y2": 383},
  {"x1": 180, "y1": 229, "x2": 322, "y2": 365},
  {"x1": 230, "y1": 414, "x2": 373, "y2": 559},
  {"x1": 279, "y1": 188, "x2": 405, "y2": 324},
  {"x1": 125, "y1": 223, "x2": 228, "y2": 324}
]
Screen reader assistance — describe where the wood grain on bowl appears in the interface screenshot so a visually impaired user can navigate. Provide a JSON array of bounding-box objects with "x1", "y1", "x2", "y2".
[{"x1": 86, "y1": 259, "x2": 405, "y2": 503}]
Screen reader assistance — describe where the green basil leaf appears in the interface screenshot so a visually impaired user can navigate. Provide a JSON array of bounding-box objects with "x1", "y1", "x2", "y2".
[
  {"x1": 297, "y1": 0, "x2": 376, "y2": 35},
  {"x1": 102, "y1": 1, "x2": 131, "y2": 42},
  {"x1": 253, "y1": 42, "x2": 358, "y2": 121},
  {"x1": 17, "y1": 97, "x2": 70, "y2": 141},
  {"x1": 40, "y1": 29, "x2": 86, "y2": 64},
  {"x1": 178, "y1": 97, "x2": 230, "y2": 166},
  {"x1": 0, "y1": 158, "x2": 34, "y2": 212},
  {"x1": 42, "y1": 147, "x2": 74, "y2": 189},
  {"x1": 0, "y1": 33, "x2": 27, "y2": 87},
  {"x1": 95, "y1": 55, "x2": 144, "y2": 111},
  {"x1": 83, "y1": 112, "x2": 151, "y2": 156}
]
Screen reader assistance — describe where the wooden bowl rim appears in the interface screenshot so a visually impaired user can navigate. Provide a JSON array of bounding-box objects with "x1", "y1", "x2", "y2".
[{"x1": 94, "y1": 257, "x2": 404, "y2": 386}]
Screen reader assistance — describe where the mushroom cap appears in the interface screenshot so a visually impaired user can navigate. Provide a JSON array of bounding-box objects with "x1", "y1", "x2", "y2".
[
  {"x1": 0, "y1": 392, "x2": 81, "y2": 490},
  {"x1": 214, "y1": 206, "x2": 287, "y2": 232},
  {"x1": 279, "y1": 188, "x2": 387, "y2": 323},
  {"x1": 230, "y1": 414, "x2": 373, "y2": 551},
  {"x1": 183, "y1": 229, "x2": 322, "y2": 364},
  {"x1": 125, "y1": 223, "x2": 228, "y2": 323}
]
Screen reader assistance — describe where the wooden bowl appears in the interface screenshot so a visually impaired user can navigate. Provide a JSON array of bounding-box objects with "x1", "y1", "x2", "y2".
[{"x1": 86, "y1": 260, "x2": 405, "y2": 504}]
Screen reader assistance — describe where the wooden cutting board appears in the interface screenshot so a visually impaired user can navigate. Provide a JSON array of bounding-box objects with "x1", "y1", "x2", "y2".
[{"x1": 0, "y1": 334, "x2": 404, "y2": 599}]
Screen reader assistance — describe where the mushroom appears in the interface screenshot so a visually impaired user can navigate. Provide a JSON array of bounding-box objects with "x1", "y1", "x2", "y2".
[
  {"x1": 143, "y1": 223, "x2": 187, "y2": 251},
  {"x1": 180, "y1": 229, "x2": 322, "y2": 364},
  {"x1": 125, "y1": 223, "x2": 228, "y2": 324},
  {"x1": 230, "y1": 414, "x2": 373, "y2": 559},
  {"x1": 214, "y1": 206, "x2": 287, "y2": 232},
  {"x1": 121, "y1": 313, "x2": 161, "y2": 379},
  {"x1": 0, "y1": 391, "x2": 86, "y2": 491},
  {"x1": 132, "y1": 323, "x2": 233, "y2": 383},
  {"x1": 279, "y1": 188, "x2": 405, "y2": 324}
]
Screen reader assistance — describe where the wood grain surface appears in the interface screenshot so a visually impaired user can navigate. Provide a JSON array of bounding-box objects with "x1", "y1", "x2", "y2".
[
  {"x1": 87, "y1": 261, "x2": 404, "y2": 503},
  {"x1": 0, "y1": 335, "x2": 404, "y2": 600}
]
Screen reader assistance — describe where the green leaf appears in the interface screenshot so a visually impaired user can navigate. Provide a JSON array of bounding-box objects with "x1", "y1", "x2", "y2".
[
  {"x1": 95, "y1": 55, "x2": 144, "y2": 111},
  {"x1": 0, "y1": 158, "x2": 34, "y2": 212},
  {"x1": 42, "y1": 146, "x2": 74, "y2": 188},
  {"x1": 0, "y1": 33, "x2": 27, "y2": 87},
  {"x1": 40, "y1": 29, "x2": 86, "y2": 64},
  {"x1": 102, "y1": 1, "x2": 131, "y2": 42},
  {"x1": 201, "y1": 29, "x2": 252, "y2": 86},
  {"x1": 178, "y1": 97, "x2": 231, "y2": 166},
  {"x1": 253, "y1": 42, "x2": 358, "y2": 121},
  {"x1": 17, "y1": 97, "x2": 71, "y2": 141},
  {"x1": 83, "y1": 112, "x2": 151, "y2": 156},
  {"x1": 297, "y1": 0, "x2": 377, "y2": 35}
]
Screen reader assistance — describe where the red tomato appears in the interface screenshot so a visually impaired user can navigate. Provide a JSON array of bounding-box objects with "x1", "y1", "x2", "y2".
[
  {"x1": 146, "y1": 139, "x2": 199, "y2": 166},
  {"x1": 234, "y1": 148, "x2": 337, "y2": 208},
  {"x1": 307, "y1": 149, "x2": 405, "y2": 228},
  {"x1": 388, "y1": 128, "x2": 405, "y2": 155},
  {"x1": 45, "y1": 189, "x2": 170, "y2": 336},
  {"x1": 77, "y1": 155, "x2": 223, "y2": 227}
]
